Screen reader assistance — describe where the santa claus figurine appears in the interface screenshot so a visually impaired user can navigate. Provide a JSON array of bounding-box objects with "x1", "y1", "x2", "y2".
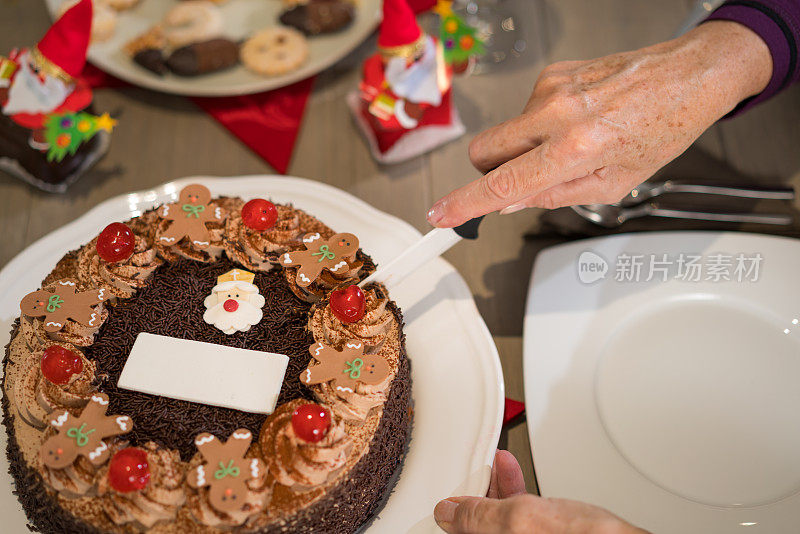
[
  {"x1": 0, "y1": 0, "x2": 115, "y2": 192},
  {"x1": 203, "y1": 269, "x2": 266, "y2": 335},
  {"x1": 348, "y1": 0, "x2": 465, "y2": 163}
]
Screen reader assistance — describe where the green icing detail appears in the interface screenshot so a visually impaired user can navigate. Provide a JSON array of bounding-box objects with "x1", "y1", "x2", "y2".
[
  {"x1": 66, "y1": 423, "x2": 95, "y2": 447},
  {"x1": 46, "y1": 294, "x2": 64, "y2": 313},
  {"x1": 182, "y1": 204, "x2": 206, "y2": 218},
  {"x1": 214, "y1": 460, "x2": 240, "y2": 480},
  {"x1": 343, "y1": 357, "x2": 364, "y2": 379},
  {"x1": 312, "y1": 244, "x2": 335, "y2": 262}
]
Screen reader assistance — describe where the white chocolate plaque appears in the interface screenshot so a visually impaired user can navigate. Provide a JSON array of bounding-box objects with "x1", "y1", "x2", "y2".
[{"x1": 118, "y1": 333, "x2": 288, "y2": 414}]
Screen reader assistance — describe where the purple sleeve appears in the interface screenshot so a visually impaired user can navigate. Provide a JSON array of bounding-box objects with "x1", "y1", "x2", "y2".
[{"x1": 704, "y1": 0, "x2": 800, "y2": 115}]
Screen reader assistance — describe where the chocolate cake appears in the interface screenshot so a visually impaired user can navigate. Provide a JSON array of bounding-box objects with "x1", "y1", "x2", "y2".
[{"x1": 2, "y1": 186, "x2": 412, "y2": 533}]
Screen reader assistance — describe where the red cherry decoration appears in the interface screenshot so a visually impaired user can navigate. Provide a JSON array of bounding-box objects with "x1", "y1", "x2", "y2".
[
  {"x1": 329, "y1": 285, "x2": 366, "y2": 323},
  {"x1": 241, "y1": 199, "x2": 278, "y2": 232},
  {"x1": 96, "y1": 222, "x2": 135, "y2": 263},
  {"x1": 40, "y1": 346, "x2": 83, "y2": 385},
  {"x1": 223, "y1": 299, "x2": 239, "y2": 312},
  {"x1": 291, "y1": 403, "x2": 331, "y2": 443},
  {"x1": 108, "y1": 448, "x2": 150, "y2": 493}
]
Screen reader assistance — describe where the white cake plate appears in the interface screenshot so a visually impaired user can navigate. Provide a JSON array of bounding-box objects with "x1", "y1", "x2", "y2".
[{"x1": 0, "y1": 175, "x2": 504, "y2": 533}]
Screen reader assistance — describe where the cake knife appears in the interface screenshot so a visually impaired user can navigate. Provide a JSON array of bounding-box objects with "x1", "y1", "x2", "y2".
[{"x1": 359, "y1": 216, "x2": 484, "y2": 290}]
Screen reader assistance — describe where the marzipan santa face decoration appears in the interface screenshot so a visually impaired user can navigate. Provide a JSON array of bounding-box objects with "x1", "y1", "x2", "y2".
[
  {"x1": 351, "y1": 0, "x2": 467, "y2": 163},
  {"x1": 0, "y1": 0, "x2": 115, "y2": 192},
  {"x1": 203, "y1": 269, "x2": 266, "y2": 334}
]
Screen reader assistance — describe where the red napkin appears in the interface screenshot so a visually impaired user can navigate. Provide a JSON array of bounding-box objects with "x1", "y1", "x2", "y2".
[
  {"x1": 503, "y1": 398, "x2": 526, "y2": 427},
  {"x1": 81, "y1": 64, "x2": 315, "y2": 174},
  {"x1": 189, "y1": 76, "x2": 315, "y2": 175}
]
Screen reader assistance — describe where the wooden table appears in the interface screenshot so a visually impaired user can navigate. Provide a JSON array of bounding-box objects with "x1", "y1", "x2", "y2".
[{"x1": 2, "y1": 0, "x2": 799, "y2": 496}]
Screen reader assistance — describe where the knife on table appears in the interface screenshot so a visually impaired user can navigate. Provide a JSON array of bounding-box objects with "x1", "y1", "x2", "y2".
[{"x1": 359, "y1": 216, "x2": 485, "y2": 290}]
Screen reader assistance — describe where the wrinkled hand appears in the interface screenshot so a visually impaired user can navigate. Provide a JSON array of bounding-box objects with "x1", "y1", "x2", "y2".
[
  {"x1": 433, "y1": 450, "x2": 648, "y2": 534},
  {"x1": 426, "y1": 21, "x2": 772, "y2": 228}
]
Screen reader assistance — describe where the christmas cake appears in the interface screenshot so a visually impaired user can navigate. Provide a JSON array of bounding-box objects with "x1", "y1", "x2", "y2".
[
  {"x1": 0, "y1": 0, "x2": 116, "y2": 193},
  {"x1": 2, "y1": 184, "x2": 412, "y2": 533}
]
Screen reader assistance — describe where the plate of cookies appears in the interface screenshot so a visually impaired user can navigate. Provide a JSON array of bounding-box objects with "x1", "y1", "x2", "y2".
[{"x1": 45, "y1": 0, "x2": 381, "y2": 96}]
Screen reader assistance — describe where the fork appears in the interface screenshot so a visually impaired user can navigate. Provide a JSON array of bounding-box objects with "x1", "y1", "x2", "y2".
[
  {"x1": 619, "y1": 180, "x2": 795, "y2": 207},
  {"x1": 571, "y1": 203, "x2": 794, "y2": 228}
]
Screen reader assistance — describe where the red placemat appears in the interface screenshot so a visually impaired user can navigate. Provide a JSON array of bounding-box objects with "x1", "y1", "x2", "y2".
[{"x1": 82, "y1": 64, "x2": 314, "y2": 174}]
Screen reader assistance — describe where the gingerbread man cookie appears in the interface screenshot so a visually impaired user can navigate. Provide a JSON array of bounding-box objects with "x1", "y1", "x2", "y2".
[
  {"x1": 40, "y1": 393, "x2": 133, "y2": 470},
  {"x1": 187, "y1": 428, "x2": 266, "y2": 514},
  {"x1": 301, "y1": 341, "x2": 391, "y2": 393},
  {"x1": 157, "y1": 184, "x2": 227, "y2": 249},
  {"x1": 280, "y1": 232, "x2": 359, "y2": 287},
  {"x1": 20, "y1": 280, "x2": 107, "y2": 333}
]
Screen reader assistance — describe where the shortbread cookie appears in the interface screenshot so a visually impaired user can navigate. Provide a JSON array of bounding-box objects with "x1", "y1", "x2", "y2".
[
  {"x1": 163, "y1": 0, "x2": 224, "y2": 48},
  {"x1": 241, "y1": 27, "x2": 309, "y2": 76}
]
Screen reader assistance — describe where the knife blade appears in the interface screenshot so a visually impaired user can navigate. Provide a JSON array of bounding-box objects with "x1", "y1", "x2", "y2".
[{"x1": 360, "y1": 216, "x2": 484, "y2": 290}]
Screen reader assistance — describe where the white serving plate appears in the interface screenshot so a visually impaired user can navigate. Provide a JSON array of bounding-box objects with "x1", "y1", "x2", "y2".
[
  {"x1": 44, "y1": 0, "x2": 380, "y2": 96},
  {"x1": 0, "y1": 175, "x2": 504, "y2": 533},
  {"x1": 524, "y1": 231, "x2": 800, "y2": 534}
]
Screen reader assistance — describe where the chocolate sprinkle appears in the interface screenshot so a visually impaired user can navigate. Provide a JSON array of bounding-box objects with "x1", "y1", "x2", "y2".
[{"x1": 84, "y1": 257, "x2": 316, "y2": 460}]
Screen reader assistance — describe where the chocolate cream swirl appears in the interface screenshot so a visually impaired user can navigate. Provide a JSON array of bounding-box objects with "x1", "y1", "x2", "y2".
[
  {"x1": 97, "y1": 442, "x2": 186, "y2": 529},
  {"x1": 224, "y1": 201, "x2": 307, "y2": 272},
  {"x1": 185, "y1": 447, "x2": 272, "y2": 528},
  {"x1": 309, "y1": 287, "x2": 395, "y2": 352},
  {"x1": 259, "y1": 399, "x2": 351, "y2": 490},
  {"x1": 39, "y1": 439, "x2": 127, "y2": 499},
  {"x1": 77, "y1": 234, "x2": 163, "y2": 299},
  {"x1": 14, "y1": 343, "x2": 97, "y2": 430}
]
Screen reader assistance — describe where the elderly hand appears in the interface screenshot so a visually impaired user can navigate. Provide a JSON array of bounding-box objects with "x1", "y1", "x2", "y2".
[
  {"x1": 426, "y1": 21, "x2": 772, "y2": 228},
  {"x1": 434, "y1": 450, "x2": 648, "y2": 534}
]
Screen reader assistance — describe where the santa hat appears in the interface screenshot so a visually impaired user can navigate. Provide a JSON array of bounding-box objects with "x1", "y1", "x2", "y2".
[
  {"x1": 34, "y1": 0, "x2": 92, "y2": 80},
  {"x1": 378, "y1": 0, "x2": 425, "y2": 58}
]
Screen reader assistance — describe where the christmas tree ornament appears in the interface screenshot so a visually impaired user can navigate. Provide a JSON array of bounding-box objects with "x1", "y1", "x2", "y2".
[
  {"x1": 434, "y1": 0, "x2": 486, "y2": 71},
  {"x1": 241, "y1": 198, "x2": 278, "y2": 232},
  {"x1": 96, "y1": 222, "x2": 135, "y2": 263},
  {"x1": 329, "y1": 285, "x2": 366, "y2": 323},
  {"x1": 40, "y1": 345, "x2": 84, "y2": 385},
  {"x1": 108, "y1": 447, "x2": 151, "y2": 493},
  {"x1": 291, "y1": 403, "x2": 331, "y2": 443},
  {"x1": 347, "y1": 0, "x2": 465, "y2": 163},
  {"x1": 0, "y1": 0, "x2": 116, "y2": 193}
]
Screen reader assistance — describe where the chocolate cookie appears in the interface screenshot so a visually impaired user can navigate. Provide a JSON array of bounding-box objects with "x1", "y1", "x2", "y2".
[
  {"x1": 166, "y1": 38, "x2": 240, "y2": 76},
  {"x1": 279, "y1": 0, "x2": 355, "y2": 36}
]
